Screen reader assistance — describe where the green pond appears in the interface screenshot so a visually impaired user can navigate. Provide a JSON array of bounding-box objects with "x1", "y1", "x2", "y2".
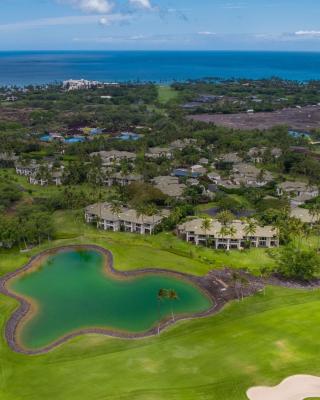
[{"x1": 10, "y1": 249, "x2": 212, "y2": 350}]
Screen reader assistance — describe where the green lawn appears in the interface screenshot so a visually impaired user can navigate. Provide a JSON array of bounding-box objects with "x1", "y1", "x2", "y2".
[
  {"x1": 0, "y1": 210, "x2": 319, "y2": 400},
  {"x1": 1, "y1": 281, "x2": 320, "y2": 399},
  {"x1": 158, "y1": 85, "x2": 178, "y2": 103},
  {"x1": 0, "y1": 169, "x2": 112, "y2": 202}
]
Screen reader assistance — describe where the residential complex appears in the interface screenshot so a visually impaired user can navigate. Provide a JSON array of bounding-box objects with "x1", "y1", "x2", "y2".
[
  {"x1": 178, "y1": 218, "x2": 279, "y2": 250},
  {"x1": 85, "y1": 203, "x2": 169, "y2": 235}
]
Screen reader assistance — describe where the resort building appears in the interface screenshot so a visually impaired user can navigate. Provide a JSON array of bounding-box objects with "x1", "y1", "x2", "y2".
[
  {"x1": 169, "y1": 138, "x2": 197, "y2": 150},
  {"x1": 207, "y1": 171, "x2": 222, "y2": 185},
  {"x1": 145, "y1": 147, "x2": 173, "y2": 160},
  {"x1": 232, "y1": 163, "x2": 273, "y2": 187},
  {"x1": 15, "y1": 160, "x2": 40, "y2": 176},
  {"x1": 85, "y1": 203, "x2": 169, "y2": 235},
  {"x1": 0, "y1": 152, "x2": 18, "y2": 167},
  {"x1": 290, "y1": 207, "x2": 316, "y2": 225},
  {"x1": 217, "y1": 152, "x2": 243, "y2": 165},
  {"x1": 190, "y1": 165, "x2": 207, "y2": 176},
  {"x1": 247, "y1": 147, "x2": 282, "y2": 164},
  {"x1": 104, "y1": 172, "x2": 143, "y2": 187},
  {"x1": 63, "y1": 79, "x2": 102, "y2": 91},
  {"x1": 277, "y1": 181, "x2": 319, "y2": 206},
  {"x1": 90, "y1": 150, "x2": 136, "y2": 166},
  {"x1": 29, "y1": 168, "x2": 64, "y2": 186},
  {"x1": 51, "y1": 170, "x2": 63, "y2": 186},
  {"x1": 152, "y1": 176, "x2": 186, "y2": 198},
  {"x1": 177, "y1": 218, "x2": 279, "y2": 250},
  {"x1": 85, "y1": 203, "x2": 122, "y2": 232},
  {"x1": 29, "y1": 175, "x2": 48, "y2": 186}
]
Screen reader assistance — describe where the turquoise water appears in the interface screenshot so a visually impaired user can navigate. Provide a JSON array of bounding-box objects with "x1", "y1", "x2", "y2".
[
  {"x1": 1, "y1": 51, "x2": 320, "y2": 86},
  {"x1": 10, "y1": 249, "x2": 212, "y2": 350}
]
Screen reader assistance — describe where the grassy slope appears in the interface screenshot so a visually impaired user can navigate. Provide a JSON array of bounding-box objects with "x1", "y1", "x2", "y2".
[
  {"x1": 158, "y1": 86, "x2": 178, "y2": 103},
  {"x1": 1, "y1": 210, "x2": 320, "y2": 399}
]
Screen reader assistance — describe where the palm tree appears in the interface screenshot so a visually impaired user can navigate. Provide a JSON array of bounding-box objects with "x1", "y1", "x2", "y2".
[
  {"x1": 239, "y1": 276, "x2": 249, "y2": 300},
  {"x1": 244, "y1": 219, "x2": 257, "y2": 237},
  {"x1": 167, "y1": 289, "x2": 179, "y2": 321},
  {"x1": 201, "y1": 217, "x2": 212, "y2": 247},
  {"x1": 228, "y1": 225, "x2": 237, "y2": 250},
  {"x1": 157, "y1": 288, "x2": 168, "y2": 335},
  {"x1": 110, "y1": 200, "x2": 122, "y2": 217},
  {"x1": 231, "y1": 272, "x2": 241, "y2": 300},
  {"x1": 216, "y1": 210, "x2": 234, "y2": 227},
  {"x1": 146, "y1": 203, "x2": 159, "y2": 233},
  {"x1": 136, "y1": 204, "x2": 148, "y2": 232},
  {"x1": 218, "y1": 225, "x2": 230, "y2": 250},
  {"x1": 244, "y1": 219, "x2": 257, "y2": 248},
  {"x1": 288, "y1": 217, "x2": 304, "y2": 247},
  {"x1": 310, "y1": 203, "x2": 320, "y2": 248}
]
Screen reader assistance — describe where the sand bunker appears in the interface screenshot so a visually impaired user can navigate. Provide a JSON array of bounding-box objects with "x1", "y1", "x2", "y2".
[{"x1": 247, "y1": 375, "x2": 320, "y2": 400}]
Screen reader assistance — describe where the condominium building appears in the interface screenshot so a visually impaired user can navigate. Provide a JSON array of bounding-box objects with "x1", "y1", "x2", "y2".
[
  {"x1": 177, "y1": 218, "x2": 279, "y2": 250},
  {"x1": 85, "y1": 203, "x2": 169, "y2": 235}
]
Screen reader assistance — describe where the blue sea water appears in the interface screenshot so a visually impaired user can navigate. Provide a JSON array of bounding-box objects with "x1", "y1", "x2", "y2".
[{"x1": 1, "y1": 51, "x2": 320, "y2": 86}]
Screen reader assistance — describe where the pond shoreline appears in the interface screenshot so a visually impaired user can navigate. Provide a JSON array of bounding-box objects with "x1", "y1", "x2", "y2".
[{"x1": 0, "y1": 244, "x2": 311, "y2": 355}]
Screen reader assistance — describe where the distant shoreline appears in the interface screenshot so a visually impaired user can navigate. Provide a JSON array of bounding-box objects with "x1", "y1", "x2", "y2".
[{"x1": 1, "y1": 50, "x2": 320, "y2": 86}]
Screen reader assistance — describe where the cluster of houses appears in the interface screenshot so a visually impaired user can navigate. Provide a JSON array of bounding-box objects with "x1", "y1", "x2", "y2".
[
  {"x1": 9, "y1": 137, "x2": 320, "y2": 246},
  {"x1": 85, "y1": 202, "x2": 169, "y2": 235},
  {"x1": 277, "y1": 181, "x2": 319, "y2": 207},
  {"x1": 15, "y1": 161, "x2": 63, "y2": 186},
  {"x1": 90, "y1": 150, "x2": 137, "y2": 166},
  {"x1": 84, "y1": 202, "x2": 280, "y2": 248},
  {"x1": 39, "y1": 129, "x2": 144, "y2": 145}
]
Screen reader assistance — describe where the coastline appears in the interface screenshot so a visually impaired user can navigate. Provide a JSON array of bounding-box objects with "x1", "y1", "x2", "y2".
[{"x1": 2, "y1": 50, "x2": 320, "y2": 86}]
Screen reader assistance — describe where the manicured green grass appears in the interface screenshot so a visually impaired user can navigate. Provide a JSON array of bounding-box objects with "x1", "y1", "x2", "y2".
[
  {"x1": 158, "y1": 85, "x2": 178, "y2": 103},
  {"x1": 1, "y1": 210, "x2": 319, "y2": 400},
  {"x1": 1, "y1": 281, "x2": 320, "y2": 399},
  {"x1": 0, "y1": 169, "x2": 112, "y2": 201}
]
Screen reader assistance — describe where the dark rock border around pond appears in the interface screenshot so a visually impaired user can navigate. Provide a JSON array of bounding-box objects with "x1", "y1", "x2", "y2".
[{"x1": 0, "y1": 244, "x2": 318, "y2": 355}]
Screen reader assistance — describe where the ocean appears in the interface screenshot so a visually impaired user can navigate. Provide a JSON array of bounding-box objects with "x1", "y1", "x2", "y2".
[{"x1": 1, "y1": 51, "x2": 320, "y2": 86}]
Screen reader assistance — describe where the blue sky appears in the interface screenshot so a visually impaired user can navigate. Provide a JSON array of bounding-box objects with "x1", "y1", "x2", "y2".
[{"x1": 1, "y1": 0, "x2": 320, "y2": 50}]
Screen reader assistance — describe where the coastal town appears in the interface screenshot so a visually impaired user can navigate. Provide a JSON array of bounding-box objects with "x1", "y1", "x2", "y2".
[
  {"x1": 1, "y1": 78, "x2": 320, "y2": 259},
  {"x1": 3, "y1": 0, "x2": 320, "y2": 398},
  {"x1": 2, "y1": 77, "x2": 320, "y2": 400}
]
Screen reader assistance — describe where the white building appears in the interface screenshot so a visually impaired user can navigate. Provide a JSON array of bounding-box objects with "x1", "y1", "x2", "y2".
[
  {"x1": 152, "y1": 176, "x2": 186, "y2": 198},
  {"x1": 85, "y1": 203, "x2": 169, "y2": 235},
  {"x1": 15, "y1": 161, "x2": 39, "y2": 176},
  {"x1": 145, "y1": 147, "x2": 173, "y2": 160},
  {"x1": 277, "y1": 181, "x2": 319, "y2": 207},
  {"x1": 104, "y1": 173, "x2": 142, "y2": 187},
  {"x1": 232, "y1": 163, "x2": 273, "y2": 187},
  {"x1": 290, "y1": 207, "x2": 316, "y2": 225},
  {"x1": 90, "y1": 150, "x2": 136, "y2": 166},
  {"x1": 178, "y1": 218, "x2": 279, "y2": 250},
  {"x1": 63, "y1": 79, "x2": 102, "y2": 91}
]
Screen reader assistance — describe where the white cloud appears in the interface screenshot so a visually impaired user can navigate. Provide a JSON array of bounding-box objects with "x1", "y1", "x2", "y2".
[
  {"x1": 128, "y1": 0, "x2": 152, "y2": 9},
  {"x1": 0, "y1": 14, "x2": 130, "y2": 31},
  {"x1": 60, "y1": 0, "x2": 153, "y2": 12},
  {"x1": 62, "y1": 0, "x2": 113, "y2": 13},
  {"x1": 295, "y1": 30, "x2": 320, "y2": 37},
  {"x1": 198, "y1": 31, "x2": 216, "y2": 36}
]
